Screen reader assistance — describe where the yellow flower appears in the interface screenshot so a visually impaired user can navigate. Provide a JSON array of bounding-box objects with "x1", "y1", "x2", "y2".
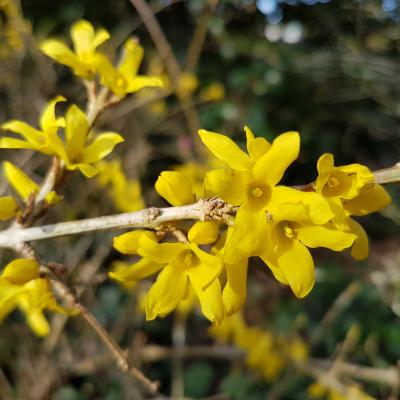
[
  {"x1": 96, "y1": 38, "x2": 163, "y2": 98},
  {"x1": 111, "y1": 225, "x2": 224, "y2": 323},
  {"x1": 0, "y1": 96, "x2": 66, "y2": 154},
  {"x1": 315, "y1": 153, "x2": 391, "y2": 260},
  {"x1": 259, "y1": 191, "x2": 356, "y2": 298},
  {"x1": 200, "y1": 126, "x2": 297, "y2": 211},
  {"x1": 40, "y1": 19, "x2": 110, "y2": 79},
  {"x1": 155, "y1": 170, "x2": 196, "y2": 205},
  {"x1": 3, "y1": 161, "x2": 61, "y2": 205},
  {"x1": 0, "y1": 196, "x2": 19, "y2": 220},
  {"x1": 0, "y1": 259, "x2": 76, "y2": 336},
  {"x1": 97, "y1": 159, "x2": 144, "y2": 212}
]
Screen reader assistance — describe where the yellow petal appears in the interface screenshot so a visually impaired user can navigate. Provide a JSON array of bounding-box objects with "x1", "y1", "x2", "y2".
[
  {"x1": 268, "y1": 186, "x2": 334, "y2": 225},
  {"x1": 188, "y1": 221, "x2": 219, "y2": 245},
  {"x1": 253, "y1": 131, "x2": 300, "y2": 186},
  {"x1": 109, "y1": 258, "x2": 164, "y2": 282},
  {"x1": 146, "y1": 263, "x2": 188, "y2": 320},
  {"x1": 44, "y1": 191, "x2": 62, "y2": 205},
  {"x1": 0, "y1": 137, "x2": 41, "y2": 150},
  {"x1": 138, "y1": 234, "x2": 185, "y2": 263},
  {"x1": 39, "y1": 96, "x2": 66, "y2": 133},
  {"x1": 260, "y1": 253, "x2": 289, "y2": 285},
  {"x1": 348, "y1": 218, "x2": 369, "y2": 260},
  {"x1": 3, "y1": 161, "x2": 39, "y2": 201},
  {"x1": 155, "y1": 171, "x2": 194, "y2": 206},
  {"x1": 118, "y1": 38, "x2": 144, "y2": 78},
  {"x1": 71, "y1": 19, "x2": 96, "y2": 57},
  {"x1": 1, "y1": 259, "x2": 39, "y2": 284},
  {"x1": 127, "y1": 76, "x2": 164, "y2": 93},
  {"x1": 75, "y1": 163, "x2": 99, "y2": 178},
  {"x1": 193, "y1": 279, "x2": 225, "y2": 324},
  {"x1": 297, "y1": 224, "x2": 356, "y2": 251},
  {"x1": 25, "y1": 310, "x2": 50, "y2": 337},
  {"x1": 345, "y1": 184, "x2": 391, "y2": 216},
  {"x1": 223, "y1": 208, "x2": 267, "y2": 264},
  {"x1": 65, "y1": 105, "x2": 89, "y2": 161},
  {"x1": 204, "y1": 168, "x2": 248, "y2": 205},
  {"x1": 40, "y1": 39, "x2": 81, "y2": 69},
  {"x1": 276, "y1": 238, "x2": 315, "y2": 298},
  {"x1": 244, "y1": 126, "x2": 271, "y2": 161},
  {"x1": 93, "y1": 28, "x2": 110, "y2": 48},
  {"x1": 189, "y1": 244, "x2": 223, "y2": 288},
  {"x1": 223, "y1": 258, "x2": 248, "y2": 316},
  {"x1": 315, "y1": 153, "x2": 334, "y2": 193},
  {"x1": 113, "y1": 230, "x2": 157, "y2": 254},
  {"x1": 82, "y1": 132, "x2": 124, "y2": 164},
  {"x1": 2, "y1": 120, "x2": 44, "y2": 145},
  {"x1": 198, "y1": 129, "x2": 251, "y2": 171},
  {"x1": 0, "y1": 196, "x2": 19, "y2": 220}
]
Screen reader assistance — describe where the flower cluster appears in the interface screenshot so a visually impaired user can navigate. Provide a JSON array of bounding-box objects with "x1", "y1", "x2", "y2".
[
  {"x1": 111, "y1": 128, "x2": 390, "y2": 323},
  {"x1": 209, "y1": 313, "x2": 308, "y2": 381},
  {"x1": 0, "y1": 258, "x2": 75, "y2": 336},
  {"x1": 40, "y1": 20, "x2": 163, "y2": 98}
]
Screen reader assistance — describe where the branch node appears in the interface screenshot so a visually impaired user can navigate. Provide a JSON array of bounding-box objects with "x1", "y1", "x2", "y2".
[{"x1": 144, "y1": 207, "x2": 161, "y2": 224}]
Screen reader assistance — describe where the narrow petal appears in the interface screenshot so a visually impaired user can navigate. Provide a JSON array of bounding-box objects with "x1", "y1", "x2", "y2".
[
  {"x1": 76, "y1": 163, "x2": 98, "y2": 178},
  {"x1": 138, "y1": 234, "x2": 185, "y2": 263},
  {"x1": 276, "y1": 238, "x2": 315, "y2": 298},
  {"x1": 244, "y1": 126, "x2": 271, "y2": 161},
  {"x1": 3, "y1": 162, "x2": 39, "y2": 201},
  {"x1": 1, "y1": 120, "x2": 44, "y2": 145},
  {"x1": 25, "y1": 311, "x2": 50, "y2": 337},
  {"x1": 0, "y1": 137, "x2": 40, "y2": 150},
  {"x1": 193, "y1": 279, "x2": 225, "y2": 324},
  {"x1": 118, "y1": 38, "x2": 144, "y2": 79},
  {"x1": 39, "y1": 96, "x2": 66, "y2": 132},
  {"x1": 297, "y1": 224, "x2": 356, "y2": 251},
  {"x1": 204, "y1": 168, "x2": 248, "y2": 205},
  {"x1": 113, "y1": 230, "x2": 157, "y2": 254},
  {"x1": 345, "y1": 184, "x2": 391, "y2": 216},
  {"x1": 198, "y1": 129, "x2": 251, "y2": 171},
  {"x1": 40, "y1": 39, "x2": 80, "y2": 68},
  {"x1": 155, "y1": 171, "x2": 194, "y2": 206},
  {"x1": 2, "y1": 259, "x2": 39, "y2": 284},
  {"x1": 146, "y1": 263, "x2": 188, "y2": 320},
  {"x1": 348, "y1": 218, "x2": 369, "y2": 260},
  {"x1": 81, "y1": 132, "x2": 124, "y2": 164},
  {"x1": 253, "y1": 131, "x2": 300, "y2": 186},
  {"x1": 259, "y1": 253, "x2": 289, "y2": 285},
  {"x1": 71, "y1": 19, "x2": 95, "y2": 57},
  {"x1": 0, "y1": 196, "x2": 19, "y2": 220},
  {"x1": 315, "y1": 153, "x2": 334, "y2": 193},
  {"x1": 223, "y1": 258, "x2": 248, "y2": 316},
  {"x1": 188, "y1": 221, "x2": 219, "y2": 245},
  {"x1": 65, "y1": 105, "x2": 89, "y2": 160},
  {"x1": 127, "y1": 76, "x2": 164, "y2": 93},
  {"x1": 109, "y1": 258, "x2": 164, "y2": 282},
  {"x1": 93, "y1": 28, "x2": 110, "y2": 48}
]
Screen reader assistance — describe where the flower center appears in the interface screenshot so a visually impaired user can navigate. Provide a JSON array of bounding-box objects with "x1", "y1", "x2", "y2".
[
  {"x1": 252, "y1": 187, "x2": 264, "y2": 197},
  {"x1": 116, "y1": 77, "x2": 126, "y2": 88},
  {"x1": 283, "y1": 223, "x2": 295, "y2": 238},
  {"x1": 327, "y1": 177, "x2": 339, "y2": 188}
]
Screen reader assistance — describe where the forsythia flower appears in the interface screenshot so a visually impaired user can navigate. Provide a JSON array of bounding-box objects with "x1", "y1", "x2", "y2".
[
  {"x1": 97, "y1": 159, "x2": 144, "y2": 212},
  {"x1": 1, "y1": 100, "x2": 124, "y2": 178},
  {"x1": 96, "y1": 38, "x2": 163, "y2": 98},
  {"x1": 314, "y1": 153, "x2": 391, "y2": 260},
  {"x1": 308, "y1": 382, "x2": 376, "y2": 400},
  {"x1": 40, "y1": 20, "x2": 110, "y2": 79},
  {"x1": 0, "y1": 259, "x2": 76, "y2": 336},
  {"x1": 0, "y1": 96, "x2": 66, "y2": 154}
]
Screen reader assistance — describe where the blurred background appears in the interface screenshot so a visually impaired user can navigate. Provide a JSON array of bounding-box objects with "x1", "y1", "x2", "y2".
[{"x1": 0, "y1": 0, "x2": 399, "y2": 399}]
